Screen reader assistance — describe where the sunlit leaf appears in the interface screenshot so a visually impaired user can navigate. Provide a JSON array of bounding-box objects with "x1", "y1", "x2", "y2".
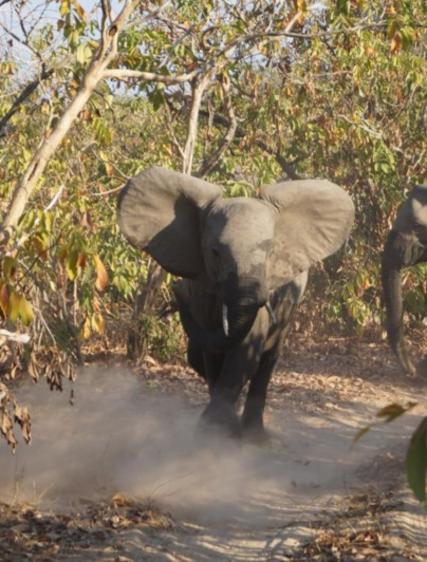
[
  {"x1": 65, "y1": 252, "x2": 79, "y2": 281},
  {"x1": 72, "y1": 0, "x2": 87, "y2": 21},
  {"x1": 81, "y1": 317, "x2": 92, "y2": 340},
  {"x1": 390, "y1": 33, "x2": 401, "y2": 54},
  {"x1": 94, "y1": 255, "x2": 109, "y2": 291},
  {"x1": 91, "y1": 312, "x2": 105, "y2": 334},
  {"x1": 14, "y1": 404, "x2": 31, "y2": 444},
  {"x1": 0, "y1": 284, "x2": 9, "y2": 317},
  {"x1": 2, "y1": 257, "x2": 16, "y2": 279},
  {"x1": 8, "y1": 292, "x2": 34, "y2": 326},
  {"x1": 59, "y1": 0, "x2": 70, "y2": 16}
]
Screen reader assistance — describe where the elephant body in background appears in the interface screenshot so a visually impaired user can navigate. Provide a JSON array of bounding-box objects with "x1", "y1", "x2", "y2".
[
  {"x1": 381, "y1": 184, "x2": 427, "y2": 375},
  {"x1": 118, "y1": 166, "x2": 354, "y2": 439}
]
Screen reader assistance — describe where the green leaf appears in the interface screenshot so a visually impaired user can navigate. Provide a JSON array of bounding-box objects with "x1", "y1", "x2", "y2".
[
  {"x1": 76, "y1": 43, "x2": 91, "y2": 65},
  {"x1": 65, "y1": 251, "x2": 79, "y2": 281},
  {"x1": 60, "y1": 0, "x2": 70, "y2": 16},
  {"x1": 2, "y1": 257, "x2": 16, "y2": 279},
  {"x1": 406, "y1": 417, "x2": 427, "y2": 503},
  {"x1": 148, "y1": 89, "x2": 165, "y2": 111},
  {"x1": 9, "y1": 292, "x2": 34, "y2": 326}
]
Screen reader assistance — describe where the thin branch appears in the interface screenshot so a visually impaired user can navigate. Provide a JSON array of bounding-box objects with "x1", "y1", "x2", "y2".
[
  {"x1": 89, "y1": 145, "x2": 130, "y2": 181},
  {"x1": 0, "y1": 19, "x2": 42, "y2": 63},
  {"x1": 196, "y1": 76, "x2": 237, "y2": 178},
  {"x1": 200, "y1": 110, "x2": 300, "y2": 179},
  {"x1": 164, "y1": 102, "x2": 185, "y2": 159},
  {"x1": 0, "y1": 67, "x2": 54, "y2": 132},
  {"x1": 44, "y1": 184, "x2": 65, "y2": 211},
  {"x1": 0, "y1": 329, "x2": 30, "y2": 344},
  {"x1": 90, "y1": 185, "x2": 124, "y2": 197},
  {"x1": 100, "y1": 0, "x2": 112, "y2": 51},
  {"x1": 101, "y1": 0, "x2": 112, "y2": 22},
  {"x1": 102, "y1": 68, "x2": 199, "y2": 83},
  {"x1": 242, "y1": 21, "x2": 400, "y2": 41},
  {"x1": 337, "y1": 113, "x2": 404, "y2": 153}
]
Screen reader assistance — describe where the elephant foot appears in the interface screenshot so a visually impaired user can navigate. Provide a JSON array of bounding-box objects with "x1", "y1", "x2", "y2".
[
  {"x1": 241, "y1": 414, "x2": 271, "y2": 445},
  {"x1": 241, "y1": 419, "x2": 285, "y2": 448},
  {"x1": 198, "y1": 399, "x2": 241, "y2": 440},
  {"x1": 242, "y1": 424, "x2": 271, "y2": 446}
]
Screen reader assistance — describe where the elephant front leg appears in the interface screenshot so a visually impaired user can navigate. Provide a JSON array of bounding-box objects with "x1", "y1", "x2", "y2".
[
  {"x1": 187, "y1": 342, "x2": 225, "y2": 398},
  {"x1": 242, "y1": 279, "x2": 304, "y2": 443},
  {"x1": 241, "y1": 345, "x2": 279, "y2": 444},
  {"x1": 200, "y1": 335, "x2": 263, "y2": 438}
]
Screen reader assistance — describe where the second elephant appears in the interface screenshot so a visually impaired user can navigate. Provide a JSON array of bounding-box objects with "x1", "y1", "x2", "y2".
[
  {"x1": 382, "y1": 183, "x2": 427, "y2": 375},
  {"x1": 118, "y1": 167, "x2": 354, "y2": 440}
]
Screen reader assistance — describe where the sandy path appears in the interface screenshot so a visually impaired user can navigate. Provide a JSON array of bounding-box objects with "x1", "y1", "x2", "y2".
[{"x1": 0, "y1": 340, "x2": 426, "y2": 561}]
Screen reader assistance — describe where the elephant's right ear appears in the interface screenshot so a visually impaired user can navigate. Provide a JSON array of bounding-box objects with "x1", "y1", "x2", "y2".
[
  {"x1": 117, "y1": 166, "x2": 221, "y2": 277},
  {"x1": 260, "y1": 178, "x2": 354, "y2": 286}
]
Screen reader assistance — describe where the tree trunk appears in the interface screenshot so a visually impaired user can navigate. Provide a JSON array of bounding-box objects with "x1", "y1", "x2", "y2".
[
  {"x1": 0, "y1": 0, "x2": 139, "y2": 245},
  {"x1": 127, "y1": 261, "x2": 165, "y2": 361}
]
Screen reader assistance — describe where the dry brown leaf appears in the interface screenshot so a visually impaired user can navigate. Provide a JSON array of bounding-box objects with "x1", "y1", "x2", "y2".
[{"x1": 94, "y1": 254, "x2": 109, "y2": 291}]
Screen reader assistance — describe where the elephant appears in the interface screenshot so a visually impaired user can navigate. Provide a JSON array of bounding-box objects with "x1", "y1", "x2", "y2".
[
  {"x1": 117, "y1": 166, "x2": 354, "y2": 441},
  {"x1": 381, "y1": 183, "x2": 427, "y2": 375}
]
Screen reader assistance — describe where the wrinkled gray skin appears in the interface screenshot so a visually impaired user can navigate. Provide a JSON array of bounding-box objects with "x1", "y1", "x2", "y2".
[
  {"x1": 118, "y1": 166, "x2": 354, "y2": 441},
  {"x1": 173, "y1": 271, "x2": 308, "y2": 440},
  {"x1": 381, "y1": 184, "x2": 427, "y2": 376}
]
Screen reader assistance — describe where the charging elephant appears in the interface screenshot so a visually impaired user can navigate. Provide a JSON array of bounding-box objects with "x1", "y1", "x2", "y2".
[
  {"x1": 381, "y1": 183, "x2": 427, "y2": 375},
  {"x1": 117, "y1": 166, "x2": 354, "y2": 441}
]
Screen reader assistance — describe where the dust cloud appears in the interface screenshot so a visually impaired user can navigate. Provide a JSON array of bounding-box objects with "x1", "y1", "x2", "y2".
[{"x1": 0, "y1": 366, "x2": 420, "y2": 527}]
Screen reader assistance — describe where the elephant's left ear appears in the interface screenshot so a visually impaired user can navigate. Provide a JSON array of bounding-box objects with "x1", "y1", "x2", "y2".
[{"x1": 260, "y1": 179, "x2": 355, "y2": 287}]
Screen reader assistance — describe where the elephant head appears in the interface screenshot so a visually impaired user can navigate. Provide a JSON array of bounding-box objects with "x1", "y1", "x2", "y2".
[
  {"x1": 381, "y1": 184, "x2": 427, "y2": 375},
  {"x1": 117, "y1": 166, "x2": 354, "y2": 348}
]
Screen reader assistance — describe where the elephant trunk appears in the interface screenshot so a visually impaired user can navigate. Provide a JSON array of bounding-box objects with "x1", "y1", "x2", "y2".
[
  {"x1": 381, "y1": 247, "x2": 415, "y2": 375},
  {"x1": 221, "y1": 273, "x2": 267, "y2": 340}
]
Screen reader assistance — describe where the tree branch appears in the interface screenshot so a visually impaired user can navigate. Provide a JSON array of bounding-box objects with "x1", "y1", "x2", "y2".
[
  {"x1": 102, "y1": 68, "x2": 199, "y2": 84},
  {"x1": 0, "y1": 329, "x2": 30, "y2": 344},
  {"x1": 196, "y1": 76, "x2": 237, "y2": 178},
  {"x1": 243, "y1": 21, "x2": 390, "y2": 42},
  {"x1": 0, "y1": 0, "x2": 139, "y2": 244},
  {"x1": 164, "y1": 101, "x2": 185, "y2": 160},
  {"x1": 199, "y1": 110, "x2": 301, "y2": 179},
  {"x1": 0, "y1": 67, "x2": 54, "y2": 133},
  {"x1": 182, "y1": 74, "x2": 212, "y2": 174}
]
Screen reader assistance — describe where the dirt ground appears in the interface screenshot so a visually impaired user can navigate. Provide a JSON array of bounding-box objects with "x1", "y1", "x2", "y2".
[{"x1": 0, "y1": 337, "x2": 426, "y2": 561}]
